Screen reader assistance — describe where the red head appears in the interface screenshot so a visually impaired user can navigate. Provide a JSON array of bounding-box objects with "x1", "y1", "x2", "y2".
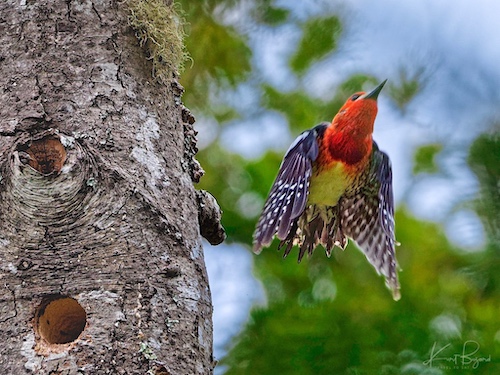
[
  {"x1": 324, "y1": 80, "x2": 387, "y2": 165},
  {"x1": 332, "y1": 79, "x2": 386, "y2": 139}
]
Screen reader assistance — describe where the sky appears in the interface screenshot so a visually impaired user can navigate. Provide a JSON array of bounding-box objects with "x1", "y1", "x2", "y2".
[{"x1": 203, "y1": 0, "x2": 500, "y2": 366}]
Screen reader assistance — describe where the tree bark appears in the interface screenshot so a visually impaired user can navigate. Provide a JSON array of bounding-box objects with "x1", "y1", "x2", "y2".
[{"x1": 0, "y1": 1, "x2": 223, "y2": 373}]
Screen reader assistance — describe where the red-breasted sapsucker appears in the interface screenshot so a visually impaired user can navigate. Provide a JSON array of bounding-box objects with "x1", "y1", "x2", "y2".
[{"x1": 253, "y1": 80, "x2": 400, "y2": 300}]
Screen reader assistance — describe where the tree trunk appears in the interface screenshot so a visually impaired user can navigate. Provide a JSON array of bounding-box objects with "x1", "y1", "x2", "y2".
[{"x1": 0, "y1": 1, "x2": 223, "y2": 373}]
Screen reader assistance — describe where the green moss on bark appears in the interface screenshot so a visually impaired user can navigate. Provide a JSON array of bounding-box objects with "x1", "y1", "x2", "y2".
[{"x1": 127, "y1": 0, "x2": 188, "y2": 82}]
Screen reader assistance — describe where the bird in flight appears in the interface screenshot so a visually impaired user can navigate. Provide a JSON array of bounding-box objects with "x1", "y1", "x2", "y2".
[{"x1": 253, "y1": 80, "x2": 400, "y2": 300}]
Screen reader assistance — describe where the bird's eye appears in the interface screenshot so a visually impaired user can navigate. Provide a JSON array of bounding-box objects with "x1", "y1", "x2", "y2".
[{"x1": 351, "y1": 94, "x2": 361, "y2": 101}]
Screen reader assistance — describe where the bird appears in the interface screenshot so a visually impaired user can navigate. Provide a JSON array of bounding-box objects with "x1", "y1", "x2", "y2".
[{"x1": 253, "y1": 80, "x2": 401, "y2": 300}]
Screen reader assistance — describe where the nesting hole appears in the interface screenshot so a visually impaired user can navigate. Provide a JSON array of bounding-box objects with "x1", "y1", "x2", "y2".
[
  {"x1": 36, "y1": 296, "x2": 87, "y2": 344},
  {"x1": 26, "y1": 137, "x2": 67, "y2": 175}
]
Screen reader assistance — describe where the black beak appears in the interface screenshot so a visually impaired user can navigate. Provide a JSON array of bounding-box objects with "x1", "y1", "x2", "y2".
[{"x1": 364, "y1": 79, "x2": 387, "y2": 100}]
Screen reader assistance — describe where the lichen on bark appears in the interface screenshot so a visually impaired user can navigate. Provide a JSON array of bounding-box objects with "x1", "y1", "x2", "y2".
[{"x1": 127, "y1": 0, "x2": 189, "y2": 82}]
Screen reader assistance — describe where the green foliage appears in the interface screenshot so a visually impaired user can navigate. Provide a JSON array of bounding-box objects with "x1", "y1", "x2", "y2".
[
  {"x1": 413, "y1": 144, "x2": 443, "y2": 174},
  {"x1": 388, "y1": 68, "x2": 425, "y2": 112},
  {"x1": 469, "y1": 134, "x2": 500, "y2": 177},
  {"x1": 178, "y1": 0, "x2": 251, "y2": 109},
  {"x1": 290, "y1": 16, "x2": 342, "y2": 74},
  {"x1": 222, "y1": 210, "x2": 500, "y2": 375},
  {"x1": 468, "y1": 134, "x2": 500, "y2": 239},
  {"x1": 127, "y1": 0, "x2": 188, "y2": 81},
  {"x1": 252, "y1": 0, "x2": 290, "y2": 25},
  {"x1": 185, "y1": 16, "x2": 250, "y2": 85},
  {"x1": 336, "y1": 74, "x2": 378, "y2": 98},
  {"x1": 467, "y1": 134, "x2": 500, "y2": 300},
  {"x1": 263, "y1": 85, "x2": 332, "y2": 132}
]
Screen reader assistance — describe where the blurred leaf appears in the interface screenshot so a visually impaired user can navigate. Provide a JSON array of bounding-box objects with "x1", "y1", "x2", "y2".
[
  {"x1": 290, "y1": 16, "x2": 342, "y2": 74},
  {"x1": 336, "y1": 74, "x2": 377, "y2": 97},
  {"x1": 252, "y1": 0, "x2": 289, "y2": 25},
  {"x1": 468, "y1": 133, "x2": 500, "y2": 242},
  {"x1": 413, "y1": 144, "x2": 442, "y2": 174},
  {"x1": 467, "y1": 133, "x2": 500, "y2": 300},
  {"x1": 469, "y1": 134, "x2": 500, "y2": 182},
  {"x1": 179, "y1": 1, "x2": 251, "y2": 110},
  {"x1": 388, "y1": 68, "x2": 425, "y2": 112},
  {"x1": 212, "y1": 105, "x2": 241, "y2": 124},
  {"x1": 263, "y1": 85, "x2": 328, "y2": 131}
]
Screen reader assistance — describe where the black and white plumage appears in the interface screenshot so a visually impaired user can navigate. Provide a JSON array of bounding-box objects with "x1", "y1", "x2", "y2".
[
  {"x1": 252, "y1": 123, "x2": 401, "y2": 300},
  {"x1": 252, "y1": 124, "x2": 325, "y2": 251},
  {"x1": 339, "y1": 147, "x2": 400, "y2": 299}
]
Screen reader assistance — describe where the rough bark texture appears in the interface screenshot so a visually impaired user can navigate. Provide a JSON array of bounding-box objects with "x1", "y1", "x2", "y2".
[{"x1": 0, "y1": 1, "x2": 222, "y2": 373}]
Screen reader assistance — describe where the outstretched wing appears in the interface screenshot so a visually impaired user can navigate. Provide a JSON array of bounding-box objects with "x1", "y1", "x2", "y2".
[
  {"x1": 253, "y1": 123, "x2": 327, "y2": 253},
  {"x1": 340, "y1": 143, "x2": 400, "y2": 300}
]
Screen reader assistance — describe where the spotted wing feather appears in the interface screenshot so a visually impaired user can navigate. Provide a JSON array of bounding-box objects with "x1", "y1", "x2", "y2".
[
  {"x1": 340, "y1": 143, "x2": 400, "y2": 300},
  {"x1": 253, "y1": 124, "x2": 327, "y2": 253}
]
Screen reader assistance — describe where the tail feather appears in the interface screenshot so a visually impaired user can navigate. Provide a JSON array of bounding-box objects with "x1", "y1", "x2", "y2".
[{"x1": 277, "y1": 205, "x2": 347, "y2": 261}]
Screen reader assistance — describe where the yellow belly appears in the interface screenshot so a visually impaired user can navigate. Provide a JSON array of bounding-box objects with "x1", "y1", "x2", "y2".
[{"x1": 307, "y1": 162, "x2": 351, "y2": 206}]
